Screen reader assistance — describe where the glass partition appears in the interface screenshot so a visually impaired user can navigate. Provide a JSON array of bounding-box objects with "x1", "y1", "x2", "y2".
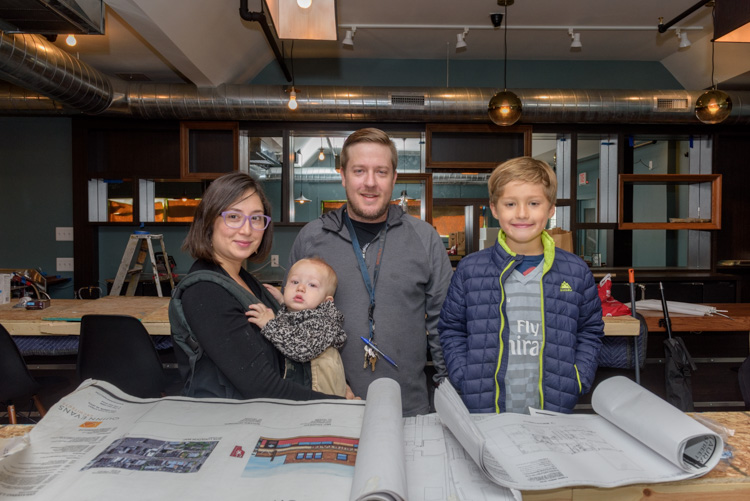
[{"x1": 289, "y1": 132, "x2": 424, "y2": 223}]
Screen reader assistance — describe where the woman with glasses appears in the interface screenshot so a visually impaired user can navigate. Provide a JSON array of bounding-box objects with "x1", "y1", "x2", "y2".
[{"x1": 169, "y1": 172, "x2": 339, "y2": 401}]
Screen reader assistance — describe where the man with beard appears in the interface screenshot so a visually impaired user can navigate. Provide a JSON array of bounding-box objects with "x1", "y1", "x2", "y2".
[{"x1": 288, "y1": 128, "x2": 452, "y2": 417}]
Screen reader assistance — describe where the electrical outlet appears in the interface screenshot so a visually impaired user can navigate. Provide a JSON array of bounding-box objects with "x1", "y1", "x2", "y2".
[
  {"x1": 271, "y1": 255, "x2": 279, "y2": 267},
  {"x1": 55, "y1": 226, "x2": 74, "y2": 241},
  {"x1": 56, "y1": 257, "x2": 74, "y2": 272}
]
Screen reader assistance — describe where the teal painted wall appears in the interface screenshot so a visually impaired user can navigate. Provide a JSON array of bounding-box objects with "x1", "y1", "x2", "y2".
[
  {"x1": 251, "y1": 59, "x2": 683, "y2": 89},
  {"x1": 0, "y1": 117, "x2": 74, "y2": 299}
]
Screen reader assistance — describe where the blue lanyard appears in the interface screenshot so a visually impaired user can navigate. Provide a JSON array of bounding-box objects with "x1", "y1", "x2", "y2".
[{"x1": 343, "y1": 209, "x2": 387, "y2": 343}]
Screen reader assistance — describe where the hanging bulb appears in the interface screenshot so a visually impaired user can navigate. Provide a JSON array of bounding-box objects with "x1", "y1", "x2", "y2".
[
  {"x1": 288, "y1": 89, "x2": 298, "y2": 110},
  {"x1": 318, "y1": 148, "x2": 325, "y2": 161},
  {"x1": 65, "y1": 34, "x2": 77, "y2": 46},
  {"x1": 297, "y1": 0, "x2": 312, "y2": 8},
  {"x1": 695, "y1": 89, "x2": 732, "y2": 124},
  {"x1": 488, "y1": 90, "x2": 523, "y2": 126}
]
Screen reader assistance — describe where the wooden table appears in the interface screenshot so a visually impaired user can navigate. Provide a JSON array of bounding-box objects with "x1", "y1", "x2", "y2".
[
  {"x1": 0, "y1": 296, "x2": 638, "y2": 338},
  {"x1": 0, "y1": 296, "x2": 170, "y2": 336},
  {"x1": 526, "y1": 411, "x2": 750, "y2": 500},
  {"x1": 640, "y1": 303, "x2": 750, "y2": 335}
]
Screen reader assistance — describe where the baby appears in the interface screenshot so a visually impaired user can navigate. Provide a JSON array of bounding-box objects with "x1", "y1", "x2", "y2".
[{"x1": 247, "y1": 257, "x2": 347, "y2": 397}]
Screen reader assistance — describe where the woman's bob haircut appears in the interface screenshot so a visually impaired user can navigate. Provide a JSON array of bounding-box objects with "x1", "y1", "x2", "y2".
[{"x1": 182, "y1": 172, "x2": 273, "y2": 264}]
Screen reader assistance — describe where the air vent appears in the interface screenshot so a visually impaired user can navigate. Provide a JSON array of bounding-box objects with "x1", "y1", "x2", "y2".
[
  {"x1": 390, "y1": 94, "x2": 425, "y2": 107},
  {"x1": 653, "y1": 97, "x2": 690, "y2": 111}
]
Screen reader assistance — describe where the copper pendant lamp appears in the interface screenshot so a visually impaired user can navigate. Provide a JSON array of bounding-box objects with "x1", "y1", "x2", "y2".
[
  {"x1": 695, "y1": 4, "x2": 732, "y2": 124},
  {"x1": 488, "y1": 1, "x2": 522, "y2": 126}
]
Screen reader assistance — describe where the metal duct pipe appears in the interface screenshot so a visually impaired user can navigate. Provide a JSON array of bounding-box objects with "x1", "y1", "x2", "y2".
[
  {"x1": 5, "y1": 79, "x2": 750, "y2": 125},
  {"x1": 2, "y1": 32, "x2": 750, "y2": 125},
  {"x1": 0, "y1": 32, "x2": 112, "y2": 114},
  {"x1": 122, "y1": 84, "x2": 750, "y2": 125}
]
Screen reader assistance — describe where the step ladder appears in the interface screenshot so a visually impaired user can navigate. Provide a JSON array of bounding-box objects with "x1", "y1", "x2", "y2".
[{"x1": 109, "y1": 234, "x2": 175, "y2": 297}]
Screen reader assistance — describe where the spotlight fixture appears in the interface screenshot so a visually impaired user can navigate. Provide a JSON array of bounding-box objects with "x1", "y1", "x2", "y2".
[
  {"x1": 294, "y1": 190, "x2": 311, "y2": 204},
  {"x1": 343, "y1": 27, "x2": 356, "y2": 47},
  {"x1": 297, "y1": 0, "x2": 312, "y2": 8},
  {"x1": 569, "y1": 29, "x2": 582, "y2": 49},
  {"x1": 456, "y1": 28, "x2": 469, "y2": 50},
  {"x1": 65, "y1": 34, "x2": 77, "y2": 46},
  {"x1": 676, "y1": 29, "x2": 691, "y2": 48},
  {"x1": 488, "y1": 1, "x2": 522, "y2": 126}
]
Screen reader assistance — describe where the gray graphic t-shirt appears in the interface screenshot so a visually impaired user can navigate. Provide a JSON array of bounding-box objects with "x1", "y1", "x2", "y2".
[{"x1": 504, "y1": 263, "x2": 543, "y2": 413}]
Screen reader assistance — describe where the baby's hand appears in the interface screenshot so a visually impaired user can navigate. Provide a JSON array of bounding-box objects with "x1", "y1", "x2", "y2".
[
  {"x1": 246, "y1": 303, "x2": 275, "y2": 328},
  {"x1": 263, "y1": 283, "x2": 284, "y2": 305}
]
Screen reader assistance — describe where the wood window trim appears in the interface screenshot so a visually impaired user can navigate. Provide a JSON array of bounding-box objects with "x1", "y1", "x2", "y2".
[
  {"x1": 618, "y1": 174, "x2": 722, "y2": 230},
  {"x1": 425, "y1": 123, "x2": 532, "y2": 170},
  {"x1": 180, "y1": 121, "x2": 239, "y2": 179}
]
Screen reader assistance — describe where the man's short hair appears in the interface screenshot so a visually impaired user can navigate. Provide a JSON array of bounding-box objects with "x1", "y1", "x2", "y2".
[
  {"x1": 290, "y1": 257, "x2": 338, "y2": 296},
  {"x1": 488, "y1": 156, "x2": 558, "y2": 206},
  {"x1": 340, "y1": 128, "x2": 398, "y2": 172},
  {"x1": 182, "y1": 172, "x2": 273, "y2": 263}
]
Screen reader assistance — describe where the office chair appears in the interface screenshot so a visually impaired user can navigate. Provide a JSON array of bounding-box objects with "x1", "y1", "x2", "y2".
[
  {"x1": 740, "y1": 356, "x2": 750, "y2": 411},
  {"x1": 0, "y1": 323, "x2": 47, "y2": 424},
  {"x1": 77, "y1": 315, "x2": 167, "y2": 398}
]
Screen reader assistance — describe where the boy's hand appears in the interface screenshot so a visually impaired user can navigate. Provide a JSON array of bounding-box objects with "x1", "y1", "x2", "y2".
[
  {"x1": 246, "y1": 303, "x2": 275, "y2": 328},
  {"x1": 263, "y1": 283, "x2": 284, "y2": 304}
]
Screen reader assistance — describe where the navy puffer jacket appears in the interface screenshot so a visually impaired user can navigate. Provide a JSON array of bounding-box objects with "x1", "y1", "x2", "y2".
[{"x1": 438, "y1": 230, "x2": 604, "y2": 413}]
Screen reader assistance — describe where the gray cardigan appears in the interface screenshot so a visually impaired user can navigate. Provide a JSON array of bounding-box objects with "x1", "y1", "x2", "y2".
[{"x1": 289, "y1": 205, "x2": 452, "y2": 416}]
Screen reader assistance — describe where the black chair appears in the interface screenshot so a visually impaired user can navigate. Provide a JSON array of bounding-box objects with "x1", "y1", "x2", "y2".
[
  {"x1": 77, "y1": 315, "x2": 167, "y2": 398},
  {"x1": 0, "y1": 323, "x2": 47, "y2": 423},
  {"x1": 739, "y1": 356, "x2": 750, "y2": 411}
]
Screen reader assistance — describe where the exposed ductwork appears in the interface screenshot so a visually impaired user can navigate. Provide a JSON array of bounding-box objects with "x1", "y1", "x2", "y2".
[
  {"x1": 0, "y1": 31, "x2": 111, "y2": 114},
  {"x1": 2, "y1": 32, "x2": 750, "y2": 125}
]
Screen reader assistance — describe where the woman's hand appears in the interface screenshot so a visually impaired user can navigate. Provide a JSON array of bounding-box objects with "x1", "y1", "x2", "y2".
[
  {"x1": 262, "y1": 283, "x2": 284, "y2": 304},
  {"x1": 246, "y1": 303, "x2": 276, "y2": 329}
]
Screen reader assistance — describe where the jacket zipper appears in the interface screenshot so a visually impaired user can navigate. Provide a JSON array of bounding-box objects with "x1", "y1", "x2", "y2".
[{"x1": 494, "y1": 260, "x2": 516, "y2": 413}]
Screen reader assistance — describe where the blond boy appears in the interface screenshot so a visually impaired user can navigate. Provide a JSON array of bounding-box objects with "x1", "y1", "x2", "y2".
[{"x1": 438, "y1": 156, "x2": 604, "y2": 414}]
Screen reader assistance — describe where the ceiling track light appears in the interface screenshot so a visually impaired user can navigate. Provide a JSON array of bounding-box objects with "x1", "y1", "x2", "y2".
[
  {"x1": 455, "y1": 28, "x2": 469, "y2": 51},
  {"x1": 569, "y1": 28, "x2": 582, "y2": 49},
  {"x1": 343, "y1": 26, "x2": 356, "y2": 47},
  {"x1": 676, "y1": 29, "x2": 691, "y2": 48}
]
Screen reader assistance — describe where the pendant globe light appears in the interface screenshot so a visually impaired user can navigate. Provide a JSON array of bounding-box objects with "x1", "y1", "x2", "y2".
[
  {"x1": 695, "y1": 89, "x2": 731, "y2": 124},
  {"x1": 488, "y1": 1, "x2": 522, "y2": 126},
  {"x1": 695, "y1": 4, "x2": 732, "y2": 125}
]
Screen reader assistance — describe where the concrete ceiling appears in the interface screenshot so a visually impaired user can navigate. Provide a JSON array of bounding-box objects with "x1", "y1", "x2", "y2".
[{"x1": 24, "y1": 0, "x2": 750, "y2": 90}]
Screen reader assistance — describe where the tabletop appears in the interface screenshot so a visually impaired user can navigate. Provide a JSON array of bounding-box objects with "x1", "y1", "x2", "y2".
[
  {"x1": 0, "y1": 296, "x2": 170, "y2": 335},
  {"x1": 1, "y1": 296, "x2": 639, "y2": 337},
  {"x1": 639, "y1": 303, "x2": 750, "y2": 333},
  {"x1": 526, "y1": 411, "x2": 750, "y2": 500}
]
